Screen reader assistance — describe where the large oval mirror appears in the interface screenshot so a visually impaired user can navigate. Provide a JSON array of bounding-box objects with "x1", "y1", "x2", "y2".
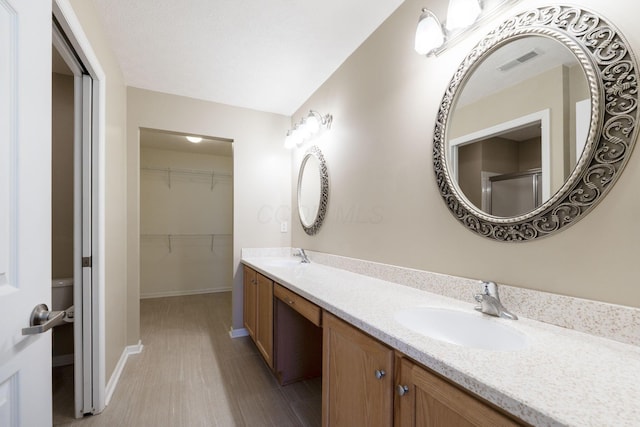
[
  {"x1": 297, "y1": 145, "x2": 329, "y2": 235},
  {"x1": 434, "y1": 5, "x2": 639, "y2": 241},
  {"x1": 448, "y1": 35, "x2": 590, "y2": 217}
]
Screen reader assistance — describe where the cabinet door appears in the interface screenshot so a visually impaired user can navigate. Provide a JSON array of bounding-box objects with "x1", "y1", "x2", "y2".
[
  {"x1": 256, "y1": 273, "x2": 274, "y2": 369},
  {"x1": 243, "y1": 266, "x2": 257, "y2": 339},
  {"x1": 322, "y1": 312, "x2": 394, "y2": 427},
  {"x1": 395, "y1": 358, "x2": 522, "y2": 427}
]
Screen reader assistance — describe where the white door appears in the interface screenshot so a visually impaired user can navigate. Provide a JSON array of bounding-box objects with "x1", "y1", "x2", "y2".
[{"x1": 0, "y1": 0, "x2": 53, "y2": 426}]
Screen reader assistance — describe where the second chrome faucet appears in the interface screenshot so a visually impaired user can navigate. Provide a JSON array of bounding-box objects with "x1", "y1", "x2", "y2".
[
  {"x1": 474, "y1": 281, "x2": 518, "y2": 320},
  {"x1": 295, "y1": 248, "x2": 311, "y2": 263}
]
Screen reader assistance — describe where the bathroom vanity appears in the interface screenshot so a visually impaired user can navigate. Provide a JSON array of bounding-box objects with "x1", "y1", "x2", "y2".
[
  {"x1": 243, "y1": 263, "x2": 522, "y2": 426},
  {"x1": 241, "y1": 253, "x2": 640, "y2": 426}
]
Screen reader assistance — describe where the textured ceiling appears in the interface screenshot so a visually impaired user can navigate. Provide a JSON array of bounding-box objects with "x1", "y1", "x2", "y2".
[{"x1": 91, "y1": 0, "x2": 404, "y2": 115}]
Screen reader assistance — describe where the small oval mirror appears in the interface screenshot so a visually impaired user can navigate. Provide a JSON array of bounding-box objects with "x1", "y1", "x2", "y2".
[{"x1": 297, "y1": 146, "x2": 329, "y2": 235}]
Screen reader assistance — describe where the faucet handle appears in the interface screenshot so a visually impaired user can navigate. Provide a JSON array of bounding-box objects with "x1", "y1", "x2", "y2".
[
  {"x1": 474, "y1": 293, "x2": 485, "y2": 312},
  {"x1": 479, "y1": 280, "x2": 498, "y2": 298}
]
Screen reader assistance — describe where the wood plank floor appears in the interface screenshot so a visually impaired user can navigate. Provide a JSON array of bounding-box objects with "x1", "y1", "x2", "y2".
[{"x1": 53, "y1": 292, "x2": 321, "y2": 426}]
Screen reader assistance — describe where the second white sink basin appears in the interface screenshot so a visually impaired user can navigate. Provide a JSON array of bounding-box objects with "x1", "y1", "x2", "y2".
[{"x1": 394, "y1": 306, "x2": 528, "y2": 351}]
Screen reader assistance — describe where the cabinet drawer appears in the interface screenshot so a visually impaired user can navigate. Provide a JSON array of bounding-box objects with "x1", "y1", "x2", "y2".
[{"x1": 274, "y1": 283, "x2": 321, "y2": 327}]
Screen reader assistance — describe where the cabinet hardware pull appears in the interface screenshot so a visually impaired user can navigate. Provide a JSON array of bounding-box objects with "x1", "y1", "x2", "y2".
[
  {"x1": 375, "y1": 369, "x2": 386, "y2": 379},
  {"x1": 287, "y1": 299, "x2": 294, "y2": 305},
  {"x1": 396, "y1": 384, "x2": 409, "y2": 396}
]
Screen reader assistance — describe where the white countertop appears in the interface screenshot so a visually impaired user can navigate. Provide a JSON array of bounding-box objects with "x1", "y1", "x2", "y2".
[{"x1": 242, "y1": 256, "x2": 640, "y2": 427}]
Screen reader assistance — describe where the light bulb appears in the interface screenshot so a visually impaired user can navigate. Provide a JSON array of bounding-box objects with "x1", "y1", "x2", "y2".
[
  {"x1": 284, "y1": 131, "x2": 296, "y2": 149},
  {"x1": 186, "y1": 136, "x2": 202, "y2": 143},
  {"x1": 306, "y1": 112, "x2": 320, "y2": 135},
  {"x1": 291, "y1": 127, "x2": 303, "y2": 146},
  {"x1": 446, "y1": 0, "x2": 481, "y2": 31},
  {"x1": 298, "y1": 121, "x2": 311, "y2": 141},
  {"x1": 415, "y1": 9, "x2": 445, "y2": 55}
]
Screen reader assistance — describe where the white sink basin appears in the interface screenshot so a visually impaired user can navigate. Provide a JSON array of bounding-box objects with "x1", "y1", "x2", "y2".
[
  {"x1": 261, "y1": 258, "x2": 304, "y2": 268},
  {"x1": 394, "y1": 306, "x2": 528, "y2": 351}
]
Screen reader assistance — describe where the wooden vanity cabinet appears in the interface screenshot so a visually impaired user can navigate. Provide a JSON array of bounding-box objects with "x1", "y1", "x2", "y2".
[
  {"x1": 242, "y1": 265, "x2": 257, "y2": 339},
  {"x1": 321, "y1": 310, "x2": 525, "y2": 427},
  {"x1": 322, "y1": 312, "x2": 394, "y2": 427},
  {"x1": 243, "y1": 266, "x2": 273, "y2": 369},
  {"x1": 255, "y1": 272, "x2": 274, "y2": 369},
  {"x1": 394, "y1": 356, "x2": 523, "y2": 427}
]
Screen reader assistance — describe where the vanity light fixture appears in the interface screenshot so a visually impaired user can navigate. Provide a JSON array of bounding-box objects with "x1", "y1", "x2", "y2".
[
  {"x1": 415, "y1": 9, "x2": 445, "y2": 55},
  {"x1": 445, "y1": 0, "x2": 482, "y2": 31},
  {"x1": 284, "y1": 110, "x2": 333, "y2": 149},
  {"x1": 415, "y1": 0, "x2": 519, "y2": 57},
  {"x1": 186, "y1": 136, "x2": 203, "y2": 143}
]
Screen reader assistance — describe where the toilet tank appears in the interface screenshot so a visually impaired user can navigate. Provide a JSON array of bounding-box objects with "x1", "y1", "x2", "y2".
[{"x1": 52, "y1": 277, "x2": 73, "y2": 311}]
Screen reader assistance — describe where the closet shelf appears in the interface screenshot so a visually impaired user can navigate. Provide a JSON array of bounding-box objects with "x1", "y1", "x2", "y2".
[
  {"x1": 141, "y1": 233, "x2": 231, "y2": 253},
  {"x1": 141, "y1": 166, "x2": 232, "y2": 190}
]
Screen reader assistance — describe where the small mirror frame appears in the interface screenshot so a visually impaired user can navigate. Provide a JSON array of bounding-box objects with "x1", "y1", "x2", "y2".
[
  {"x1": 297, "y1": 145, "x2": 329, "y2": 235},
  {"x1": 434, "y1": 5, "x2": 639, "y2": 241}
]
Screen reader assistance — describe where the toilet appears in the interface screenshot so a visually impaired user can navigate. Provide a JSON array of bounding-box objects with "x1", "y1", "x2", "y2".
[
  {"x1": 52, "y1": 277, "x2": 74, "y2": 366},
  {"x1": 52, "y1": 277, "x2": 74, "y2": 312}
]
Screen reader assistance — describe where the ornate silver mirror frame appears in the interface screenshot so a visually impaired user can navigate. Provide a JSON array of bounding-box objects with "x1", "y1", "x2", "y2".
[
  {"x1": 434, "y1": 5, "x2": 639, "y2": 241},
  {"x1": 297, "y1": 145, "x2": 329, "y2": 235}
]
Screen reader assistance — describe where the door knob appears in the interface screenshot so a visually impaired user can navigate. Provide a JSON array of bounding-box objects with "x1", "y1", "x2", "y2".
[
  {"x1": 375, "y1": 369, "x2": 386, "y2": 379},
  {"x1": 22, "y1": 304, "x2": 66, "y2": 335}
]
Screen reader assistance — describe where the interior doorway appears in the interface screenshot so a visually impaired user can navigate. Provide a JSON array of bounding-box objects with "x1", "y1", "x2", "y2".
[
  {"x1": 139, "y1": 128, "x2": 234, "y2": 300},
  {"x1": 51, "y1": 15, "x2": 102, "y2": 421}
]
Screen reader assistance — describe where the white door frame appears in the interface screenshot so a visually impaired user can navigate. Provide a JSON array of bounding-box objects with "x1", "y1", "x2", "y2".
[
  {"x1": 448, "y1": 109, "x2": 551, "y2": 202},
  {"x1": 53, "y1": 0, "x2": 106, "y2": 415}
]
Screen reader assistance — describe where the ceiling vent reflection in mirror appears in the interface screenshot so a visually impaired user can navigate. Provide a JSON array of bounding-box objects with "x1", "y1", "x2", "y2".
[
  {"x1": 497, "y1": 48, "x2": 542, "y2": 72},
  {"x1": 433, "y1": 5, "x2": 639, "y2": 241}
]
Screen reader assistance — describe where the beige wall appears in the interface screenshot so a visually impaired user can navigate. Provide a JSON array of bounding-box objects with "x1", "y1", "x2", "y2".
[
  {"x1": 52, "y1": 72, "x2": 74, "y2": 279},
  {"x1": 291, "y1": 0, "x2": 640, "y2": 308},
  {"x1": 127, "y1": 88, "x2": 290, "y2": 335},
  {"x1": 140, "y1": 147, "x2": 233, "y2": 298},
  {"x1": 69, "y1": 0, "x2": 129, "y2": 381}
]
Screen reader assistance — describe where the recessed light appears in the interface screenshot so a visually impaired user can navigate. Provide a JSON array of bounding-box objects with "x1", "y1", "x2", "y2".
[{"x1": 186, "y1": 136, "x2": 203, "y2": 143}]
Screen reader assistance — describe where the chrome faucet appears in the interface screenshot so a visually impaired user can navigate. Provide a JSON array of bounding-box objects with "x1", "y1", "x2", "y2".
[
  {"x1": 295, "y1": 248, "x2": 310, "y2": 263},
  {"x1": 474, "y1": 281, "x2": 518, "y2": 320}
]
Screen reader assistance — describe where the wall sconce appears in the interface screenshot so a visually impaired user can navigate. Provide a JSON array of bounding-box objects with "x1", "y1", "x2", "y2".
[
  {"x1": 415, "y1": 9, "x2": 446, "y2": 55},
  {"x1": 285, "y1": 110, "x2": 333, "y2": 149},
  {"x1": 415, "y1": 0, "x2": 519, "y2": 56}
]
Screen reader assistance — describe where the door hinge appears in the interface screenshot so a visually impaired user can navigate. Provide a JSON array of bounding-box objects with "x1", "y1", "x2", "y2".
[{"x1": 82, "y1": 256, "x2": 92, "y2": 267}]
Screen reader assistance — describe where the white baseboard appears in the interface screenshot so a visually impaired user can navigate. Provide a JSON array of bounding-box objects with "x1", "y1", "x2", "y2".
[
  {"x1": 140, "y1": 287, "x2": 232, "y2": 300},
  {"x1": 105, "y1": 340, "x2": 144, "y2": 406},
  {"x1": 229, "y1": 327, "x2": 249, "y2": 338},
  {"x1": 53, "y1": 353, "x2": 74, "y2": 367}
]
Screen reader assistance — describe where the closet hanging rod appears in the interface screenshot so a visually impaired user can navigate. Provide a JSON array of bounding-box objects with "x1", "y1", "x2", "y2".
[
  {"x1": 140, "y1": 233, "x2": 232, "y2": 253},
  {"x1": 140, "y1": 233, "x2": 232, "y2": 238},
  {"x1": 141, "y1": 166, "x2": 232, "y2": 178},
  {"x1": 142, "y1": 167, "x2": 232, "y2": 190}
]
